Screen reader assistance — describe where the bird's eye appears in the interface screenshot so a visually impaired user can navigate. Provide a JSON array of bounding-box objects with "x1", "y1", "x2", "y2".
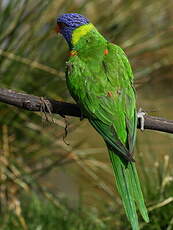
[
  {"x1": 56, "y1": 22, "x2": 69, "y2": 33},
  {"x1": 58, "y1": 22, "x2": 68, "y2": 29}
]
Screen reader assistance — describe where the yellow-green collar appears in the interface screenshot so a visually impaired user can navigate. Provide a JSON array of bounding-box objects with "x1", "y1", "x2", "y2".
[{"x1": 72, "y1": 23, "x2": 95, "y2": 45}]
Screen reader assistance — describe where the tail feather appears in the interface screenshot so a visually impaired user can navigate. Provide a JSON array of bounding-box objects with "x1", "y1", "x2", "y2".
[
  {"x1": 109, "y1": 149, "x2": 149, "y2": 230},
  {"x1": 128, "y1": 163, "x2": 149, "y2": 222}
]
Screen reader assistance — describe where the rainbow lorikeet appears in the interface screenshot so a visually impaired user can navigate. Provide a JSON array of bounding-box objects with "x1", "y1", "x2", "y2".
[{"x1": 56, "y1": 13, "x2": 149, "y2": 229}]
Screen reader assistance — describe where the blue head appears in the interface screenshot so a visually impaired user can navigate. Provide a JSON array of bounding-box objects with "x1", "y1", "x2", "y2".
[{"x1": 56, "y1": 13, "x2": 90, "y2": 48}]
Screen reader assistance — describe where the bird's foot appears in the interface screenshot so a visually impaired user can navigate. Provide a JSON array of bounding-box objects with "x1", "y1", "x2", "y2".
[{"x1": 137, "y1": 108, "x2": 146, "y2": 131}]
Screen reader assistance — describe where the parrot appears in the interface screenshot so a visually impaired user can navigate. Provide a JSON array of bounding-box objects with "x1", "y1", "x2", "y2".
[{"x1": 56, "y1": 13, "x2": 149, "y2": 230}]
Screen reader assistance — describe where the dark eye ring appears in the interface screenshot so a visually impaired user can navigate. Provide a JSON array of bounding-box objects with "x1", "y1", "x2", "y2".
[{"x1": 58, "y1": 22, "x2": 68, "y2": 29}]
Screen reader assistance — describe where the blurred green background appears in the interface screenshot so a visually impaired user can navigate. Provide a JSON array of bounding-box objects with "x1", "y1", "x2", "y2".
[{"x1": 0, "y1": 0, "x2": 173, "y2": 229}]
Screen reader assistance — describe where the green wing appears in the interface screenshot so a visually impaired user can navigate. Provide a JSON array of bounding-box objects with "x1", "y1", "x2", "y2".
[{"x1": 67, "y1": 43, "x2": 137, "y2": 160}]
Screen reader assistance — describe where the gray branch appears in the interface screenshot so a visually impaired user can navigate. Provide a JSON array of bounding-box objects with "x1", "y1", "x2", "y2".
[{"x1": 0, "y1": 88, "x2": 173, "y2": 134}]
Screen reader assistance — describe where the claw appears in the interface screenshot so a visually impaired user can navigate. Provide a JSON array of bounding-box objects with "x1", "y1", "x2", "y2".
[{"x1": 137, "y1": 108, "x2": 146, "y2": 131}]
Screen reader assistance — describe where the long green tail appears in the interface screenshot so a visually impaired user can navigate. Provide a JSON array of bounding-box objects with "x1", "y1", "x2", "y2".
[{"x1": 108, "y1": 149, "x2": 149, "y2": 230}]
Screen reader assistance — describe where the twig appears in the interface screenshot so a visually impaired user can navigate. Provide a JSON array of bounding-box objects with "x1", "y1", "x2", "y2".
[
  {"x1": 0, "y1": 87, "x2": 173, "y2": 134},
  {"x1": 148, "y1": 197, "x2": 173, "y2": 212}
]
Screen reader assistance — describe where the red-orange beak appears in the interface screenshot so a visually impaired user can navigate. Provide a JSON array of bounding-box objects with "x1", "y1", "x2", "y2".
[{"x1": 55, "y1": 24, "x2": 60, "y2": 33}]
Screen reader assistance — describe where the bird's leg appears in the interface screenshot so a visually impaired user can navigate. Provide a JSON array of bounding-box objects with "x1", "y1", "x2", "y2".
[{"x1": 137, "y1": 108, "x2": 146, "y2": 131}]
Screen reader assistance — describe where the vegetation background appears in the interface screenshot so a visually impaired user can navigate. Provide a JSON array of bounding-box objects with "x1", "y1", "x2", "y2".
[{"x1": 0, "y1": 0, "x2": 173, "y2": 229}]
